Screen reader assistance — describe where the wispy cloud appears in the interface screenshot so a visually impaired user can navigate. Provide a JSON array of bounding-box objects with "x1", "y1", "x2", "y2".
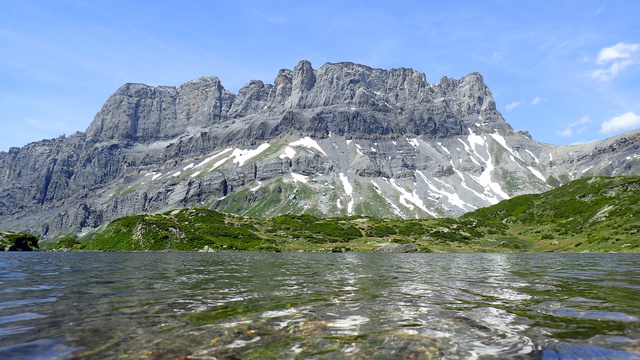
[
  {"x1": 590, "y1": 42, "x2": 640, "y2": 81},
  {"x1": 505, "y1": 101, "x2": 521, "y2": 111},
  {"x1": 569, "y1": 116, "x2": 591, "y2": 128},
  {"x1": 25, "y1": 118, "x2": 69, "y2": 132},
  {"x1": 557, "y1": 128, "x2": 574, "y2": 137},
  {"x1": 557, "y1": 116, "x2": 590, "y2": 137},
  {"x1": 600, "y1": 112, "x2": 640, "y2": 134},
  {"x1": 506, "y1": 97, "x2": 543, "y2": 111}
]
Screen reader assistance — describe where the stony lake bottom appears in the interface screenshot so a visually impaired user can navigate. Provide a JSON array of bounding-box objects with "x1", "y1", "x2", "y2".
[{"x1": 0, "y1": 252, "x2": 638, "y2": 359}]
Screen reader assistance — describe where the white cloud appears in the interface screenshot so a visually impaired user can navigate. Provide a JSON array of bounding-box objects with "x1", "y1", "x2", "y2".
[
  {"x1": 569, "y1": 116, "x2": 591, "y2": 128},
  {"x1": 531, "y1": 96, "x2": 546, "y2": 105},
  {"x1": 569, "y1": 140, "x2": 590, "y2": 145},
  {"x1": 596, "y1": 43, "x2": 640, "y2": 64},
  {"x1": 600, "y1": 112, "x2": 640, "y2": 134},
  {"x1": 505, "y1": 101, "x2": 521, "y2": 111},
  {"x1": 591, "y1": 42, "x2": 640, "y2": 81},
  {"x1": 557, "y1": 128, "x2": 573, "y2": 137},
  {"x1": 558, "y1": 116, "x2": 591, "y2": 137}
]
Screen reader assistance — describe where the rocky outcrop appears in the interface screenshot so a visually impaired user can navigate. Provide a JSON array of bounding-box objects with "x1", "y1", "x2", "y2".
[
  {"x1": 0, "y1": 60, "x2": 639, "y2": 241},
  {"x1": 373, "y1": 243, "x2": 419, "y2": 253}
]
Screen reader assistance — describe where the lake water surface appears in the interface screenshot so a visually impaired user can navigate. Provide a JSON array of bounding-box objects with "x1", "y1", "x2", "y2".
[{"x1": 0, "y1": 252, "x2": 638, "y2": 359}]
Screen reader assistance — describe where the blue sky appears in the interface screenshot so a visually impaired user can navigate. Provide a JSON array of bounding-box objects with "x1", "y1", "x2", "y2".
[{"x1": 1, "y1": 0, "x2": 639, "y2": 151}]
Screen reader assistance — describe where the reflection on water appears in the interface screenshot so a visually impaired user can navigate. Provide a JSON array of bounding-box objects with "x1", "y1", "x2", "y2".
[{"x1": 0, "y1": 252, "x2": 638, "y2": 359}]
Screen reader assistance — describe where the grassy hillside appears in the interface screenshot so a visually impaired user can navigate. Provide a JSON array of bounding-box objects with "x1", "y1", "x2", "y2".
[
  {"x1": 0, "y1": 231, "x2": 40, "y2": 251},
  {"x1": 65, "y1": 176, "x2": 640, "y2": 253},
  {"x1": 463, "y1": 175, "x2": 640, "y2": 252}
]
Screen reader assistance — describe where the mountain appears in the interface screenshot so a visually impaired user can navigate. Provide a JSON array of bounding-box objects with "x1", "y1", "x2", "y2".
[
  {"x1": 67, "y1": 176, "x2": 640, "y2": 253},
  {"x1": 1, "y1": 60, "x2": 639, "y2": 240}
]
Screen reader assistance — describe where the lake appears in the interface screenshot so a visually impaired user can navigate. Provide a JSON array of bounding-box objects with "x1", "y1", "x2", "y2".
[{"x1": 0, "y1": 252, "x2": 638, "y2": 359}]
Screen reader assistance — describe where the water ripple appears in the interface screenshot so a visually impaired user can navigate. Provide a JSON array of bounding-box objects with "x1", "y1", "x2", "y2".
[
  {"x1": 0, "y1": 252, "x2": 637, "y2": 359},
  {"x1": 543, "y1": 343, "x2": 640, "y2": 360},
  {"x1": 0, "y1": 297, "x2": 57, "y2": 311},
  {"x1": 0, "y1": 312, "x2": 44, "y2": 325},
  {"x1": 0, "y1": 339, "x2": 80, "y2": 360}
]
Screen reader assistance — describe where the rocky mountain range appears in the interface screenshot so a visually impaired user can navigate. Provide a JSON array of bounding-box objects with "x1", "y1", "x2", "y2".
[{"x1": 1, "y1": 60, "x2": 639, "y2": 240}]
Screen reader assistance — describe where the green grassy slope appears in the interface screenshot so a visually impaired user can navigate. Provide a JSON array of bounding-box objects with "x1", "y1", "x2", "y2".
[
  {"x1": 463, "y1": 175, "x2": 640, "y2": 252},
  {"x1": 61, "y1": 176, "x2": 639, "y2": 253}
]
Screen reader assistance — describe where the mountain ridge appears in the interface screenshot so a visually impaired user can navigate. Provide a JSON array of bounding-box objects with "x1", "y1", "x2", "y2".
[
  {"x1": 63, "y1": 175, "x2": 640, "y2": 253},
  {"x1": 1, "y1": 60, "x2": 639, "y2": 240}
]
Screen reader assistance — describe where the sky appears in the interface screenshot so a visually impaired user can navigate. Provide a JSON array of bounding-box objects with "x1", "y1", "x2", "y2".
[{"x1": 1, "y1": 0, "x2": 639, "y2": 151}]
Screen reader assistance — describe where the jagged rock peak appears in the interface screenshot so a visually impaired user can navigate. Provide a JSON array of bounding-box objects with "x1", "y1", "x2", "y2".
[
  {"x1": 84, "y1": 60, "x2": 507, "y2": 144},
  {"x1": 293, "y1": 60, "x2": 316, "y2": 91}
]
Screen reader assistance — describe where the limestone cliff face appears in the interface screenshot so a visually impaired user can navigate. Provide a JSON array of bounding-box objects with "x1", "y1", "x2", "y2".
[
  {"x1": 84, "y1": 60, "x2": 510, "y2": 145},
  {"x1": 85, "y1": 77, "x2": 236, "y2": 143},
  {"x1": 0, "y1": 60, "x2": 638, "y2": 240}
]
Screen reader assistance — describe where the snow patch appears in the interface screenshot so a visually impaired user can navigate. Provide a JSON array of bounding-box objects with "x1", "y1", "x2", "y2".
[
  {"x1": 339, "y1": 172, "x2": 354, "y2": 214},
  {"x1": 289, "y1": 137, "x2": 327, "y2": 156},
  {"x1": 525, "y1": 149, "x2": 539, "y2": 163},
  {"x1": 490, "y1": 133, "x2": 523, "y2": 161},
  {"x1": 279, "y1": 146, "x2": 296, "y2": 159},
  {"x1": 232, "y1": 143, "x2": 271, "y2": 166},
  {"x1": 416, "y1": 171, "x2": 474, "y2": 212},
  {"x1": 354, "y1": 143, "x2": 364, "y2": 155},
  {"x1": 388, "y1": 178, "x2": 432, "y2": 215},
  {"x1": 457, "y1": 138, "x2": 481, "y2": 166},
  {"x1": 196, "y1": 148, "x2": 233, "y2": 168},
  {"x1": 371, "y1": 180, "x2": 403, "y2": 217},
  {"x1": 211, "y1": 155, "x2": 233, "y2": 170},
  {"x1": 527, "y1": 166, "x2": 547, "y2": 182},
  {"x1": 250, "y1": 181, "x2": 262, "y2": 191},
  {"x1": 467, "y1": 131, "x2": 485, "y2": 150},
  {"x1": 291, "y1": 173, "x2": 309, "y2": 184},
  {"x1": 451, "y1": 169, "x2": 486, "y2": 210},
  {"x1": 407, "y1": 138, "x2": 420, "y2": 148},
  {"x1": 183, "y1": 163, "x2": 194, "y2": 171},
  {"x1": 147, "y1": 172, "x2": 163, "y2": 181},
  {"x1": 581, "y1": 166, "x2": 594, "y2": 174},
  {"x1": 473, "y1": 143, "x2": 509, "y2": 201},
  {"x1": 437, "y1": 142, "x2": 450, "y2": 155}
]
